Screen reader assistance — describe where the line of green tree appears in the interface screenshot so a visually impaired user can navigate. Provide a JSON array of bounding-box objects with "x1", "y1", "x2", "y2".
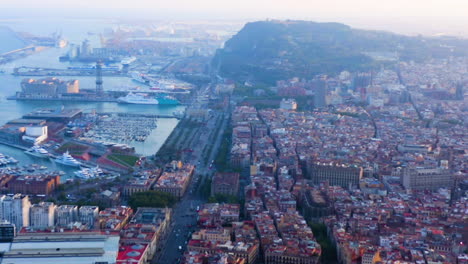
[
  {"x1": 208, "y1": 194, "x2": 240, "y2": 204},
  {"x1": 128, "y1": 191, "x2": 177, "y2": 210},
  {"x1": 308, "y1": 222, "x2": 338, "y2": 263}
]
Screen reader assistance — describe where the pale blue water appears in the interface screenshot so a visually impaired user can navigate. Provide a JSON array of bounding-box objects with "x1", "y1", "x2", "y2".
[
  {"x1": 0, "y1": 26, "x2": 27, "y2": 54},
  {"x1": 0, "y1": 18, "x2": 186, "y2": 179}
]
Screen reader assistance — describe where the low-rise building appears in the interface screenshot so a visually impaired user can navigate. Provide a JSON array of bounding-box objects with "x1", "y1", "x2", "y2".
[
  {"x1": 97, "y1": 206, "x2": 133, "y2": 231},
  {"x1": 120, "y1": 207, "x2": 172, "y2": 261},
  {"x1": 0, "y1": 233, "x2": 119, "y2": 264},
  {"x1": 153, "y1": 161, "x2": 194, "y2": 198},
  {"x1": 402, "y1": 167, "x2": 453, "y2": 191},
  {"x1": 191, "y1": 228, "x2": 231, "y2": 243},
  {"x1": 198, "y1": 203, "x2": 240, "y2": 227},
  {"x1": 123, "y1": 169, "x2": 160, "y2": 197},
  {"x1": 117, "y1": 243, "x2": 149, "y2": 264},
  {"x1": 211, "y1": 172, "x2": 240, "y2": 196},
  {"x1": 5, "y1": 174, "x2": 60, "y2": 195},
  {"x1": 309, "y1": 162, "x2": 363, "y2": 189}
]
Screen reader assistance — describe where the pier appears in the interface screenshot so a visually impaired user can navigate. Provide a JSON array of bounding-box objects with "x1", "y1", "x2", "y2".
[
  {"x1": 12, "y1": 66, "x2": 126, "y2": 77},
  {"x1": 7, "y1": 95, "x2": 118, "y2": 102},
  {"x1": 0, "y1": 45, "x2": 41, "y2": 64},
  {"x1": 0, "y1": 45, "x2": 36, "y2": 57},
  {"x1": 101, "y1": 112, "x2": 179, "y2": 119},
  {"x1": 0, "y1": 140, "x2": 29, "y2": 151}
]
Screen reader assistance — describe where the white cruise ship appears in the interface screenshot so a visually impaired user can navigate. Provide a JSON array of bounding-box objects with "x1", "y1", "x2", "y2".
[
  {"x1": 117, "y1": 93, "x2": 159, "y2": 105},
  {"x1": 24, "y1": 145, "x2": 51, "y2": 159},
  {"x1": 55, "y1": 151, "x2": 82, "y2": 167},
  {"x1": 117, "y1": 92, "x2": 180, "y2": 105}
]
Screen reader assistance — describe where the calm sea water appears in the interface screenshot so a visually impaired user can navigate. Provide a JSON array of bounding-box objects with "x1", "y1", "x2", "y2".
[
  {"x1": 0, "y1": 27, "x2": 27, "y2": 54},
  {"x1": 0, "y1": 19, "x2": 186, "y2": 179}
]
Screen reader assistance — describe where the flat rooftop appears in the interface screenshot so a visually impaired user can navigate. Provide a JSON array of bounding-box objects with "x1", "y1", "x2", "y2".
[
  {"x1": 0, "y1": 234, "x2": 119, "y2": 264},
  {"x1": 7, "y1": 119, "x2": 47, "y2": 125},
  {"x1": 132, "y1": 207, "x2": 170, "y2": 225},
  {"x1": 23, "y1": 108, "x2": 82, "y2": 119}
]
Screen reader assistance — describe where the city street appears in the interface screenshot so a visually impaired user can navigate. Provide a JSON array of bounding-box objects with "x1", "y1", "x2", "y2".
[{"x1": 154, "y1": 88, "x2": 229, "y2": 264}]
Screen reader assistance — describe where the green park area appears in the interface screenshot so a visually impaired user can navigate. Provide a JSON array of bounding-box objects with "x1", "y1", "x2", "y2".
[{"x1": 107, "y1": 154, "x2": 140, "y2": 167}]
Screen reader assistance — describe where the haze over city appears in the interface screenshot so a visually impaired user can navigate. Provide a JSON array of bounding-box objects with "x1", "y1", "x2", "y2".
[
  {"x1": 0, "y1": 1, "x2": 466, "y2": 264},
  {"x1": 1, "y1": 0, "x2": 468, "y2": 36}
]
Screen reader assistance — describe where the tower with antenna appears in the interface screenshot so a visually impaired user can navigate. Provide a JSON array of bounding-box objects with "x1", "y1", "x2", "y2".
[{"x1": 95, "y1": 60, "x2": 103, "y2": 96}]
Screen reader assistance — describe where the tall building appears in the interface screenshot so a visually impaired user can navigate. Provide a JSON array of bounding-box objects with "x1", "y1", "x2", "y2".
[
  {"x1": 0, "y1": 221, "x2": 16, "y2": 242},
  {"x1": 353, "y1": 72, "x2": 372, "y2": 91},
  {"x1": 30, "y1": 202, "x2": 56, "y2": 229},
  {"x1": 0, "y1": 194, "x2": 31, "y2": 230},
  {"x1": 309, "y1": 162, "x2": 363, "y2": 189},
  {"x1": 312, "y1": 79, "x2": 327, "y2": 108},
  {"x1": 80, "y1": 39, "x2": 92, "y2": 57},
  {"x1": 455, "y1": 82, "x2": 464, "y2": 100},
  {"x1": 79, "y1": 205, "x2": 99, "y2": 229},
  {"x1": 402, "y1": 167, "x2": 453, "y2": 191},
  {"x1": 56, "y1": 205, "x2": 78, "y2": 227},
  {"x1": 95, "y1": 61, "x2": 104, "y2": 96}
]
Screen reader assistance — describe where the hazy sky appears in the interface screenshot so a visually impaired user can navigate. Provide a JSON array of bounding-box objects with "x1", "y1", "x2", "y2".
[
  {"x1": 1, "y1": 0, "x2": 468, "y2": 36},
  {"x1": 3, "y1": 0, "x2": 468, "y2": 18}
]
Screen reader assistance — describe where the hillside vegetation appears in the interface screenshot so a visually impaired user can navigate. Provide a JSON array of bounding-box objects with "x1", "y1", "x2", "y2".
[{"x1": 212, "y1": 20, "x2": 468, "y2": 84}]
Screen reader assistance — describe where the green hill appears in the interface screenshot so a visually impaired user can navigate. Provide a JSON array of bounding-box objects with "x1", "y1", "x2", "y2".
[{"x1": 212, "y1": 20, "x2": 468, "y2": 85}]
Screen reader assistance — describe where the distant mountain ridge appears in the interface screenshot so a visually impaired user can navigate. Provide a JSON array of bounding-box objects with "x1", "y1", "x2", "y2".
[{"x1": 212, "y1": 20, "x2": 468, "y2": 84}]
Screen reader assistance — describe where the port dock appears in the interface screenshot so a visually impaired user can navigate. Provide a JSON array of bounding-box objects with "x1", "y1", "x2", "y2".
[
  {"x1": 13, "y1": 66, "x2": 126, "y2": 77},
  {"x1": 101, "y1": 112, "x2": 180, "y2": 119}
]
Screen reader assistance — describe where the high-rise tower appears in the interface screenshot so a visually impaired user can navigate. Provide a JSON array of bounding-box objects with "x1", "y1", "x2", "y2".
[{"x1": 95, "y1": 61, "x2": 103, "y2": 96}]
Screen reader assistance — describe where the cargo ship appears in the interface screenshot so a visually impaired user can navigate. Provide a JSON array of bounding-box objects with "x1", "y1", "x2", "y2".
[{"x1": 117, "y1": 93, "x2": 180, "y2": 105}]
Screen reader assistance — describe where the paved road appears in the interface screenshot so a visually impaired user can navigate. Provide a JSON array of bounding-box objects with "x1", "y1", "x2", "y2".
[{"x1": 154, "y1": 89, "x2": 229, "y2": 264}]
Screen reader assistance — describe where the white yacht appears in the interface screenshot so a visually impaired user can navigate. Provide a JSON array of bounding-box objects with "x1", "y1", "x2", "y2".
[
  {"x1": 131, "y1": 72, "x2": 151, "y2": 86},
  {"x1": 24, "y1": 145, "x2": 51, "y2": 159},
  {"x1": 55, "y1": 151, "x2": 82, "y2": 167},
  {"x1": 74, "y1": 166, "x2": 104, "y2": 179}
]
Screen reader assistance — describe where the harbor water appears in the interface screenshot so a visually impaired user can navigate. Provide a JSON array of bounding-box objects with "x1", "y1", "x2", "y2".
[{"x1": 0, "y1": 19, "x2": 186, "y2": 180}]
